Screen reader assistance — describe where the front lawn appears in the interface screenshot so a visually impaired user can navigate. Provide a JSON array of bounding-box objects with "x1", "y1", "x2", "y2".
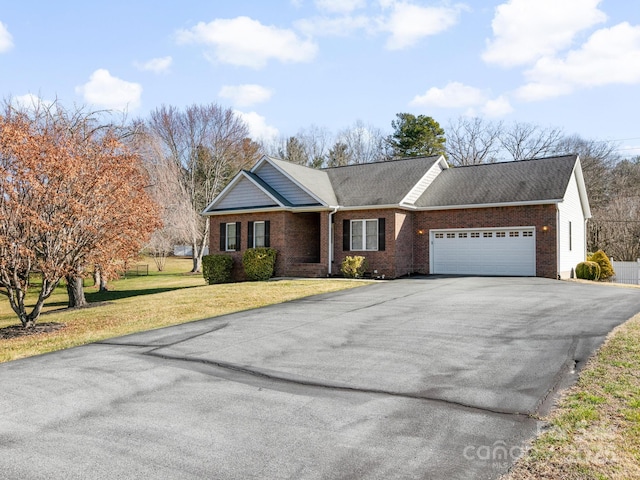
[
  {"x1": 0, "y1": 257, "x2": 369, "y2": 362},
  {"x1": 503, "y1": 312, "x2": 640, "y2": 479}
]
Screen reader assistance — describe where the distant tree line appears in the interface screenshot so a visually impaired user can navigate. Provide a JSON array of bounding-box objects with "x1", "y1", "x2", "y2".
[{"x1": 1, "y1": 98, "x2": 637, "y2": 327}]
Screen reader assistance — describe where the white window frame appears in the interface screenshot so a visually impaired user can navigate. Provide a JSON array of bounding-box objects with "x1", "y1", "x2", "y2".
[
  {"x1": 253, "y1": 221, "x2": 266, "y2": 248},
  {"x1": 225, "y1": 223, "x2": 237, "y2": 251},
  {"x1": 350, "y1": 219, "x2": 379, "y2": 251}
]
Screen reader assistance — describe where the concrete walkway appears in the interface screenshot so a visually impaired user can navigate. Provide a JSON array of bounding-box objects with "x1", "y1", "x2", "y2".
[{"x1": 1, "y1": 277, "x2": 639, "y2": 479}]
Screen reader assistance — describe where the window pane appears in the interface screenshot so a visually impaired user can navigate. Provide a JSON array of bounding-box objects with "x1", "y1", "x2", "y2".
[
  {"x1": 227, "y1": 223, "x2": 236, "y2": 250},
  {"x1": 254, "y1": 222, "x2": 265, "y2": 247},
  {"x1": 351, "y1": 221, "x2": 363, "y2": 250},
  {"x1": 365, "y1": 220, "x2": 378, "y2": 250}
]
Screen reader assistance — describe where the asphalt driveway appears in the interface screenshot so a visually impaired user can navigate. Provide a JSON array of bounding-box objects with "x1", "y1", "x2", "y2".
[{"x1": 1, "y1": 277, "x2": 640, "y2": 480}]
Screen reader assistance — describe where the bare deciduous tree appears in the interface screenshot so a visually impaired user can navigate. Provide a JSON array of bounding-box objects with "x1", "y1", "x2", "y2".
[
  {"x1": 552, "y1": 135, "x2": 620, "y2": 211},
  {"x1": 147, "y1": 104, "x2": 260, "y2": 272},
  {"x1": 500, "y1": 122, "x2": 564, "y2": 161},
  {"x1": 337, "y1": 120, "x2": 389, "y2": 164},
  {"x1": 446, "y1": 117, "x2": 504, "y2": 166}
]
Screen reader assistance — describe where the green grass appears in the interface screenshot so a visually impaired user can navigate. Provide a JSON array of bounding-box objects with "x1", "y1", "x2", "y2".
[
  {"x1": 0, "y1": 257, "x2": 370, "y2": 363},
  {"x1": 503, "y1": 312, "x2": 640, "y2": 480}
]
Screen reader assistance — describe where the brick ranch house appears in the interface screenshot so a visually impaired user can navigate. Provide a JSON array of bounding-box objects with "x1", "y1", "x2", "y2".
[{"x1": 202, "y1": 154, "x2": 591, "y2": 280}]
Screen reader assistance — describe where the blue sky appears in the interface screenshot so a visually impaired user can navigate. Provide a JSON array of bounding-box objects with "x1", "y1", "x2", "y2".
[{"x1": 1, "y1": 0, "x2": 639, "y2": 156}]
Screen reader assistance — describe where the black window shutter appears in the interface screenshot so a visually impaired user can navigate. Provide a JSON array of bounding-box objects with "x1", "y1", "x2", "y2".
[
  {"x1": 378, "y1": 218, "x2": 385, "y2": 251},
  {"x1": 343, "y1": 219, "x2": 350, "y2": 251},
  {"x1": 219, "y1": 222, "x2": 226, "y2": 251},
  {"x1": 248, "y1": 221, "x2": 254, "y2": 249},
  {"x1": 235, "y1": 222, "x2": 241, "y2": 250},
  {"x1": 264, "y1": 221, "x2": 270, "y2": 247}
]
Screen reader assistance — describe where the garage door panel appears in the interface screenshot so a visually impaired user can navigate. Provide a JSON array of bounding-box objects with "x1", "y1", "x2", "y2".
[{"x1": 431, "y1": 229, "x2": 535, "y2": 276}]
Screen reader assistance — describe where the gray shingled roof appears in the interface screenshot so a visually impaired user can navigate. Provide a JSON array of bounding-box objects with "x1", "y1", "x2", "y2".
[
  {"x1": 267, "y1": 156, "x2": 338, "y2": 205},
  {"x1": 325, "y1": 156, "x2": 441, "y2": 206},
  {"x1": 415, "y1": 155, "x2": 578, "y2": 208}
]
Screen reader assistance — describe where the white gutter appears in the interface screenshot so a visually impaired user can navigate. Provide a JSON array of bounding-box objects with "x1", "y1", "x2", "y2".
[
  {"x1": 203, "y1": 206, "x2": 331, "y2": 216},
  {"x1": 416, "y1": 199, "x2": 563, "y2": 211}
]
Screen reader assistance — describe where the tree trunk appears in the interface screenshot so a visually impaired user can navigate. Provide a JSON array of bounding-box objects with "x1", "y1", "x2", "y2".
[
  {"x1": 191, "y1": 241, "x2": 202, "y2": 273},
  {"x1": 99, "y1": 275, "x2": 108, "y2": 292},
  {"x1": 192, "y1": 254, "x2": 202, "y2": 273},
  {"x1": 66, "y1": 275, "x2": 87, "y2": 308}
]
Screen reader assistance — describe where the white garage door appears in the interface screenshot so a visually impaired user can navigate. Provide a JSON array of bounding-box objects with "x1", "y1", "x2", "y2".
[{"x1": 431, "y1": 228, "x2": 536, "y2": 276}]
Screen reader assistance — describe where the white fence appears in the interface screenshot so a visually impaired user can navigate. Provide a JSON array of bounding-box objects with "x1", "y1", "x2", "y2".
[
  {"x1": 611, "y1": 259, "x2": 640, "y2": 285},
  {"x1": 173, "y1": 245, "x2": 209, "y2": 257}
]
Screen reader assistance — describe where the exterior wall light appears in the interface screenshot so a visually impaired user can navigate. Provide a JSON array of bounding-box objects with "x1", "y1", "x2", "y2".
[
  {"x1": 542, "y1": 225, "x2": 549, "y2": 232},
  {"x1": 417, "y1": 229, "x2": 424, "y2": 235}
]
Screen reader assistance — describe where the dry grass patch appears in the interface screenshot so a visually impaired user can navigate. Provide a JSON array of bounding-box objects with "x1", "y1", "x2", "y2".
[
  {"x1": 1, "y1": 257, "x2": 369, "y2": 362},
  {"x1": 503, "y1": 313, "x2": 640, "y2": 480}
]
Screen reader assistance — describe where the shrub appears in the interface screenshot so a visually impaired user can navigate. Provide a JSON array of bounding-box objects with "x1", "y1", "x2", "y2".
[
  {"x1": 341, "y1": 255, "x2": 368, "y2": 278},
  {"x1": 575, "y1": 261, "x2": 601, "y2": 281},
  {"x1": 202, "y1": 254, "x2": 234, "y2": 284},
  {"x1": 588, "y1": 250, "x2": 615, "y2": 280},
  {"x1": 242, "y1": 248, "x2": 277, "y2": 281}
]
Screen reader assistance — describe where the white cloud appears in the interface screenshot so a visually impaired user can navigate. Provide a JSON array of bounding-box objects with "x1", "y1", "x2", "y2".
[
  {"x1": 295, "y1": 15, "x2": 371, "y2": 37},
  {"x1": 75, "y1": 69, "x2": 142, "y2": 111},
  {"x1": 381, "y1": 2, "x2": 462, "y2": 50},
  {"x1": 411, "y1": 82, "x2": 513, "y2": 118},
  {"x1": 136, "y1": 56, "x2": 172, "y2": 74},
  {"x1": 235, "y1": 111, "x2": 279, "y2": 141},
  {"x1": 516, "y1": 22, "x2": 640, "y2": 101},
  {"x1": 315, "y1": 0, "x2": 366, "y2": 14},
  {"x1": 219, "y1": 84, "x2": 273, "y2": 107},
  {"x1": 11, "y1": 94, "x2": 55, "y2": 111},
  {"x1": 176, "y1": 16, "x2": 318, "y2": 68},
  {"x1": 410, "y1": 82, "x2": 486, "y2": 108},
  {"x1": 481, "y1": 96, "x2": 513, "y2": 117},
  {"x1": 482, "y1": 0, "x2": 606, "y2": 67},
  {"x1": 0, "y1": 21, "x2": 13, "y2": 53}
]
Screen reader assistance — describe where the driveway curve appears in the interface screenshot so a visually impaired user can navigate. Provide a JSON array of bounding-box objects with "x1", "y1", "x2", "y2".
[{"x1": 1, "y1": 277, "x2": 639, "y2": 480}]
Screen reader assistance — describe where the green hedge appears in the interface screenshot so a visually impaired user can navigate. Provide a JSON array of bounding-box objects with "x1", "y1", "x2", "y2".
[
  {"x1": 202, "y1": 254, "x2": 234, "y2": 284},
  {"x1": 341, "y1": 255, "x2": 368, "y2": 278},
  {"x1": 242, "y1": 248, "x2": 277, "y2": 281},
  {"x1": 588, "y1": 250, "x2": 615, "y2": 280},
  {"x1": 576, "y1": 261, "x2": 601, "y2": 281}
]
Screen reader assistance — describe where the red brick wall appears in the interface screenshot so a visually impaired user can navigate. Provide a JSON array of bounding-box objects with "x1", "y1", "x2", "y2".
[
  {"x1": 394, "y1": 212, "x2": 414, "y2": 277},
  {"x1": 333, "y1": 209, "x2": 402, "y2": 278},
  {"x1": 413, "y1": 204, "x2": 558, "y2": 278},
  {"x1": 210, "y1": 204, "x2": 558, "y2": 280},
  {"x1": 208, "y1": 211, "x2": 329, "y2": 280}
]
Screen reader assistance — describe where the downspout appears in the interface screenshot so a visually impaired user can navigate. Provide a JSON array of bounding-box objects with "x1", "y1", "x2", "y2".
[
  {"x1": 584, "y1": 217, "x2": 589, "y2": 259},
  {"x1": 328, "y1": 206, "x2": 339, "y2": 276},
  {"x1": 556, "y1": 205, "x2": 561, "y2": 279}
]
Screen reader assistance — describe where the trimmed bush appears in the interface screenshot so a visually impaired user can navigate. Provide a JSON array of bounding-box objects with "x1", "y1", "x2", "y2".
[
  {"x1": 242, "y1": 248, "x2": 277, "y2": 281},
  {"x1": 588, "y1": 250, "x2": 615, "y2": 280},
  {"x1": 575, "y1": 261, "x2": 601, "y2": 281},
  {"x1": 202, "y1": 254, "x2": 234, "y2": 284},
  {"x1": 341, "y1": 255, "x2": 368, "y2": 278}
]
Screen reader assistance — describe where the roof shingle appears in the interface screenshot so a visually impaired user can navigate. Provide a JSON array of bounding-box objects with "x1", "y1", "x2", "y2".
[
  {"x1": 325, "y1": 156, "x2": 441, "y2": 206},
  {"x1": 415, "y1": 155, "x2": 578, "y2": 208}
]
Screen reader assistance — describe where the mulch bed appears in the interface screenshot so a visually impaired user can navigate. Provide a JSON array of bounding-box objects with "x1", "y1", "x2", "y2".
[{"x1": 0, "y1": 322, "x2": 66, "y2": 339}]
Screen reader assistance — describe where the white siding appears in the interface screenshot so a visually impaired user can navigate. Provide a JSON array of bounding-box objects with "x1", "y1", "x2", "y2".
[
  {"x1": 254, "y1": 162, "x2": 318, "y2": 205},
  {"x1": 214, "y1": 177, "x2": 278, "y2": 210},
  {"x1": 403, "y1": 162, "x2": 444, "y2": 205},
  {"x1": 558, "y1": 172, "x2": 587, "y2": 278}
]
